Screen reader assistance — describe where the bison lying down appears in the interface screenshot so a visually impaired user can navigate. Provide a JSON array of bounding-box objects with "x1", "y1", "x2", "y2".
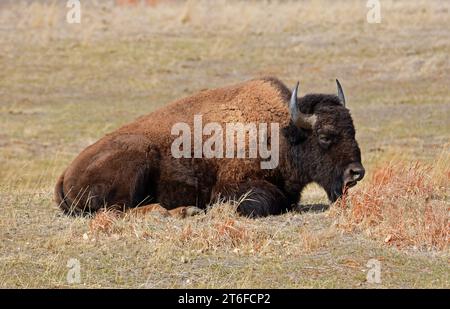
[{"x1": 55, "y1": 77, "x2": 364, "y2": 217}]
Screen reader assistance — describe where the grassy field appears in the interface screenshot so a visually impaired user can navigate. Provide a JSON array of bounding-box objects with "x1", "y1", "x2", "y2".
[{"x1": 0, "y1": 0, "x2": 448, "y2": 288}]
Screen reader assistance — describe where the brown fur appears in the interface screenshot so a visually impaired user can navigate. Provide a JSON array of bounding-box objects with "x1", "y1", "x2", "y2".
[{"x1": 55, "y1": 77, "x2": 364, "y2": 217}]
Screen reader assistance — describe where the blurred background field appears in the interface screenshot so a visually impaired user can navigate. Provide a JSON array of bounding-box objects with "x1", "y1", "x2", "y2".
[{"x1": 0, "y1": 0, "x2": 448, "y2": 288}]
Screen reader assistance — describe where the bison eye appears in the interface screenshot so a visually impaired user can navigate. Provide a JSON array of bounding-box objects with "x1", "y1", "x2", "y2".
[{"x1": 319, "y1": 134, "x2": 332, "y2": 147}]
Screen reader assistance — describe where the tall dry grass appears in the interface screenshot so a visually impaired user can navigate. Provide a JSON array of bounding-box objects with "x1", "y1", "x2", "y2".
[
  {"x1": 88, "y1": 200, "x2": 336, "y2": 257},
  {"x1": 332, "y1": 149, "x2": 449, "y2": 251}
]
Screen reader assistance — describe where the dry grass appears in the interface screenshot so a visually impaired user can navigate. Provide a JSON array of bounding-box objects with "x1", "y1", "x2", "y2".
[
  {"x1": 332, "y1": 149, "x2": 449, "y2": 251},
  {"x1": 0, "y1": 0, "x2": 449, "y2": 288},
  {"x1": 88, "y1": 201, "x2": 337, "y2": 258}
]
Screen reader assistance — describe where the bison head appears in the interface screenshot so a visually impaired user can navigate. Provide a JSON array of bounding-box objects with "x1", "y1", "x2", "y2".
[{"x1": 287, "y1": 80, "x2": 365, "y2": 202}]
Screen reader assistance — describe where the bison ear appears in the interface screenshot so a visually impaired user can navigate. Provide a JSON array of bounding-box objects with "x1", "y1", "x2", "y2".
[{"x1": 336, "y1": 79, "x2": 346, "y2": 107}]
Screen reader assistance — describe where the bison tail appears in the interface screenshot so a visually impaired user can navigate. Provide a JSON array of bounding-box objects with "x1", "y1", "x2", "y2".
[{"x1": 55, "y1": 172, "x2": 82, "y2": 216}]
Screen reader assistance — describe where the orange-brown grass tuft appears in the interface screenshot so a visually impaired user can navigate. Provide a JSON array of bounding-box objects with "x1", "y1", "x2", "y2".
[
  {"x1": 332, "y1": 153, "x2": 449, "y2": 251},
  {"x1": 215, "y1": 219, "x2": 249, "y2": 245},
  {"x1": 89, "y1": 209, "x2": 122, "y2": 234}
]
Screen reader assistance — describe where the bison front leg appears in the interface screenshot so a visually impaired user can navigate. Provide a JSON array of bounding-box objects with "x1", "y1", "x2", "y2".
[{"x1": 221, "y1": 180, "x2": 292, "y2": 218}]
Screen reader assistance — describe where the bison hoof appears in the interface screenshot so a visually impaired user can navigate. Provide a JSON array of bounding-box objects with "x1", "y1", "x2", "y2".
[
  {"x1": 184, "y1": 206, "x2": 204, "y2": 217},
  {"x1": 168, "y1": 206, "x2": 204, "y2": 218}
]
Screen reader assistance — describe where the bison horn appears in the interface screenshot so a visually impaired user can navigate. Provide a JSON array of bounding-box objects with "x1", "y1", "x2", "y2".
[
  {"x1": 336, "y1": 79, "x2": 346, "y2": 107},
  {"x1": 289, "y1": 81, "x2": 317, "y2": 129}
]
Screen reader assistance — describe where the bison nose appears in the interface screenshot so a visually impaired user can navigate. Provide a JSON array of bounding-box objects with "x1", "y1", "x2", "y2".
[{"x1": 343, "y1": 163, "x2": 365, "y2": 188}]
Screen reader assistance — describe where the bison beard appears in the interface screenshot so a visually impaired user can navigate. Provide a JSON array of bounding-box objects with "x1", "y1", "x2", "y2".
[
  {"x1": 55, "y1": 77, "x2": 364, "y2": 217},
  {"x1": 320, "y1": 167, "x2": 346, "y2": 203}
]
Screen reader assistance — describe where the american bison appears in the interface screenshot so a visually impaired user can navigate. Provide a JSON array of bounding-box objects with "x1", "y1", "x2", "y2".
[{"x1": 55, "y1": 77, "x2": 365, "y2": 217}]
